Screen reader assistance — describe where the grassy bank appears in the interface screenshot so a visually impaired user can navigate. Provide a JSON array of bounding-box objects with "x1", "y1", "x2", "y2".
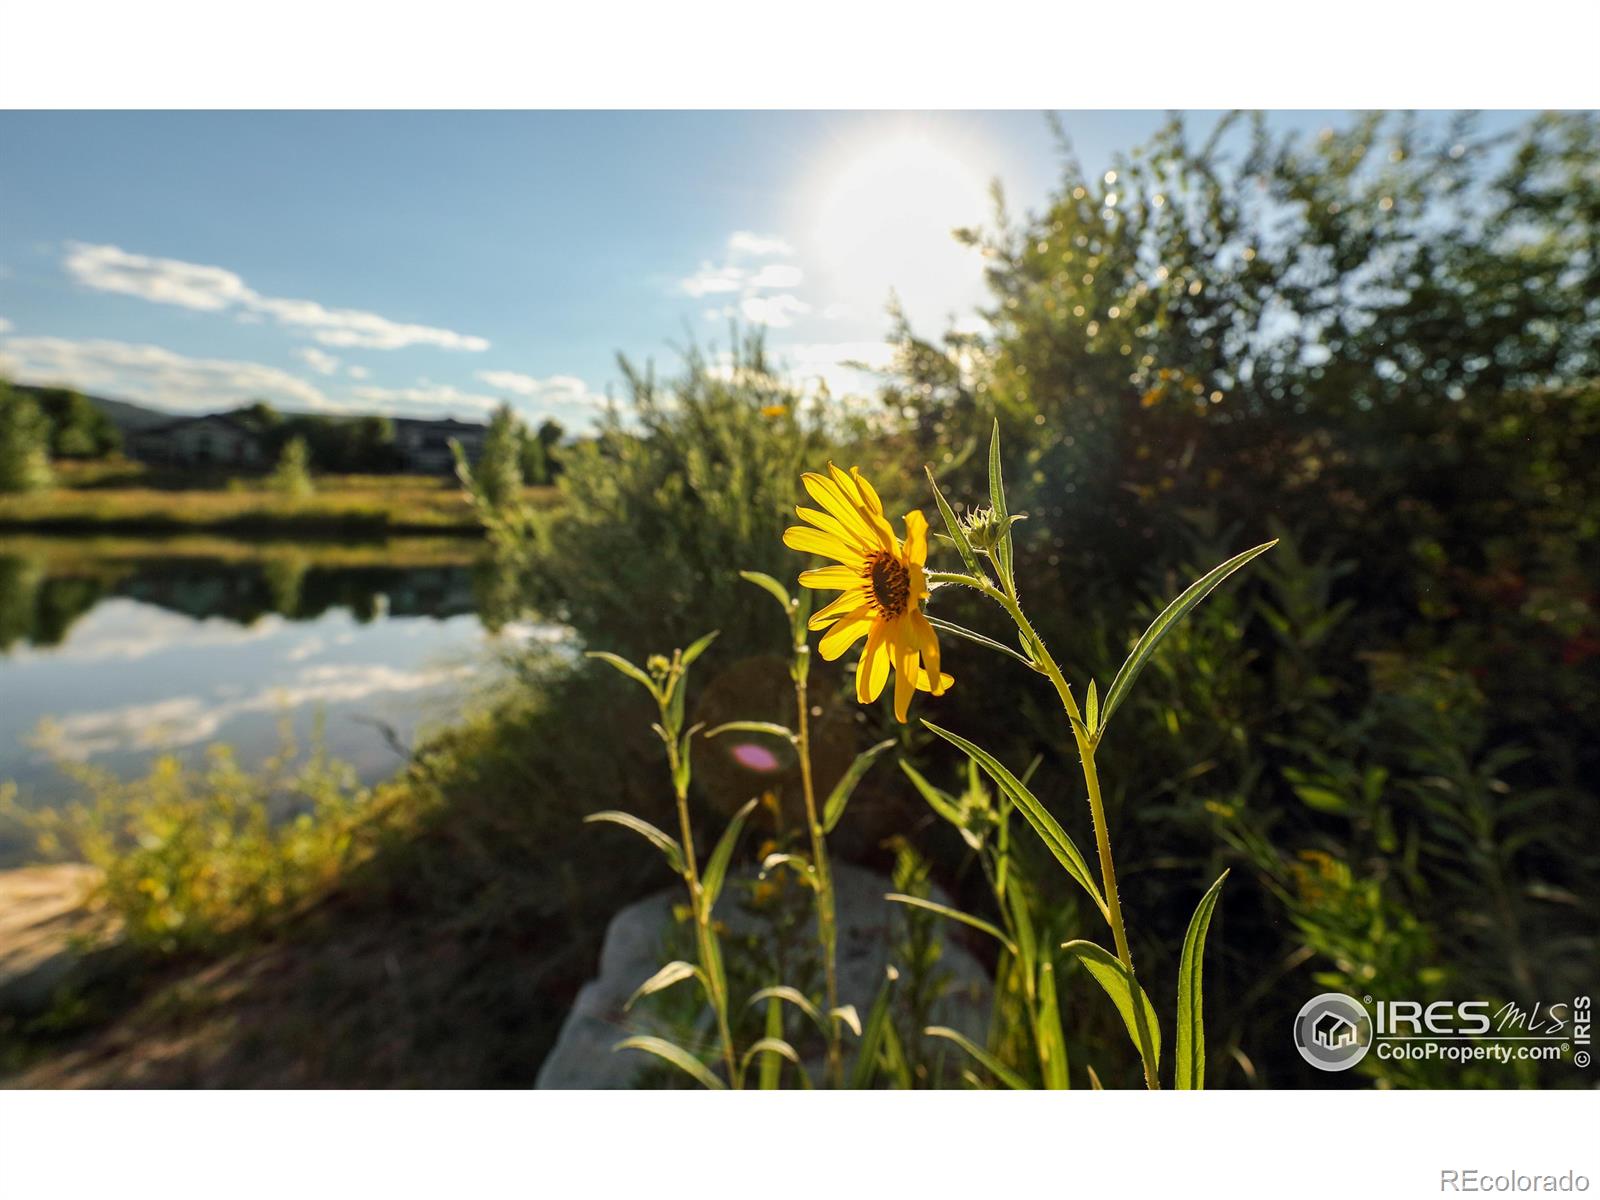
[{"x1": 0, "y1": 462, "x2": 559, "y2": 537}]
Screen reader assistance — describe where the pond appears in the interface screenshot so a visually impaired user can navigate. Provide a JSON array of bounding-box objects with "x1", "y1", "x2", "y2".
[{"x1": 0, "y1": 535, "x2": 553, "y2": 852}]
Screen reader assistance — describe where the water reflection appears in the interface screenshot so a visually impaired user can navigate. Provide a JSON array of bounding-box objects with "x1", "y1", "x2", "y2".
[{"x1": 0, "y1": 537, "x2": 553, "y2": 818}]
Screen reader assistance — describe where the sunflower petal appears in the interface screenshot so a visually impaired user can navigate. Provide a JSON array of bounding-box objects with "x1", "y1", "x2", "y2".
[
  {"x1": 784, "y1": 525, "x2": 862, "y2": 565},
  {"x1": 892, "y1": 626, "x2": 920, "y2": 723},
  {"x1": 910, "y1": 610, "x2": 941, "y2": 686},
  {"x1": 903, "y1": 510, "x2": 930, "y2": 566},
  {"x1": 856, "y1": 621, "x2": 891, "y2": 703},
  {"x1": 849, "y1": 466, "x2": 885, "y2": 515},
  {"x1": 827, "y1": 463, "x2": 898, "y2": 548},
  {"x1": 915, "y1": 669, "x2": 954, "y2": 695},
  {"x1": 827, "y1": 462, "x2": 866, "y2": 505},
  {"x1": 803, "y1": 474, "x2": 886, "y2": 550},
  {"x1": 809, "y1": 590, "x2": 870, "y2": 630},
  {"x1": 819, "y1": 608, "x2": 875, "y2": 659},
  {"x1": 798, "y1": 565, "x2": 866, "y2": 591},
  {"x1": 795, "y1": 506, "x2": 873, "y2": 553}
]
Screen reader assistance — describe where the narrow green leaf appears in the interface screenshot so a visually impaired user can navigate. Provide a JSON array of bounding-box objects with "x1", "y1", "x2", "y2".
[
  {"x1": 1085, "y1": 679, "x2": 1100, "y2": 735},
  {"x1": 625, "y1": 960, "x2": 707, "y2": 1011},
  {"x1": 925, "y1": 1025, "x2": 1029, "y2": 1090},
  {"x1": 986, "y1": 420, "x2": 1014, "y2": 587},
  {"x1": 850, "y1": 967, "x2": 900, "y2": 1089},
  {"x1": 1175, "y1": 869, "x2": 1229, "y2": 1091},
  {"x1": 740, "y1": 1037, "x2": 803, "y2": 1083},
  {"x1": 1036, "y1": 958, "x2": 1071, "y2": 1090},
  {"x1": 922, "y1": 722, "x2": 1108, "y2": 919},
  {"x1": 702, "y1": 923, "x2": 729, "y2": 1011},
  {"x1": 705, "y1": 720, "x2": 795, "y2": 741},
  {"x1": 760, "y1": 997, "x2": 784, "y2": 1090},
  {"x1": 1086, "y1": 1064, "x2": 1104, "y2": 1090},
  {"x1": 822, "y1": 738, "x2": 895, "y2": 833},
  {"x1": 879, "y1": 1019, "x2": 913, "y2": 1090},
  {"x1": 925, "y1": 465, "x2": 981, "y2": 577},
  {"x1": 584, "y1": 811, "x2": 685, "y2": 876},
  {"x1": 924, "y1": 615, "x2": 1040, "y2": 671},
  {"x1": 886, "y1": 893, "x2": 1017, "y2": 956},
  {"x1": 760, "y1": 852, "x2": 817, "y2": 888},
  {"x1": 746, "y1": 985, "x2": 824, "y2": 1033},
  {"x1": 1005, "y1": 879, "x2": 1037, "y2": 986},
  {"x1": 680, "y1": 629, "x2": 720, "y2": 668},
  {"x1": 1098, "y1": 541, "x2": 1277, "y2": 737},
  {"x1": 586, "y1": 651, "x2": 659, "y2": 699},
  {"x1": 1060, "y1": 940, "x2": 1162, "y2": 1077},
  {"x1": 613, "y1": 1036, "x2": 725, "y2": 1089},
  {"x1": 898, "y1": 759, "x2": 968, "y2": 834},
  {"x1": 701, "y1": 796, "x2": 758, "y2": 914},
  {"x1": 830, "y1": 1005, "x2": 862, "y2": 1039},
  {"x1": 739, "y1": 570, "x2": 793, "y2": 615}
]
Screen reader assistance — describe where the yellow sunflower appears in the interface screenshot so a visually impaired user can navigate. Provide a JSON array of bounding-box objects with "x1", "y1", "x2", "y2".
[{"x1": 783, "y1": 463, "x2": 953, "y2": 722}]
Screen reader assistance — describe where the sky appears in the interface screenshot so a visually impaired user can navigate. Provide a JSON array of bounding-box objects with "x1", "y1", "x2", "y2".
[{"x1": 0, "y1": 110, "x2": 1534, "y2": 429}]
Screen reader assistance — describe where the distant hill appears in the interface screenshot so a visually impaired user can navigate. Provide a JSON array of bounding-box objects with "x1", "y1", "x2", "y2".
[
  {"x1": 11, "y1": 385, "x2": 180, "y2": 435},
  {"x1": 9, "y1": 384, "x2": 489, "y2": 435}
]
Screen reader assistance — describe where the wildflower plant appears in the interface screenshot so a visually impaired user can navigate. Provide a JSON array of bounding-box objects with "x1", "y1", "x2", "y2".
[
  {"x1": 584, "y1": 634, "x2": 759, "y2": 1088},
  {"x1": 707, "y1": 570, "x2": 889, "y2": 1087},
  {"x1": 788, "y1": 423, "x2": 1274, "y2": 1088}
]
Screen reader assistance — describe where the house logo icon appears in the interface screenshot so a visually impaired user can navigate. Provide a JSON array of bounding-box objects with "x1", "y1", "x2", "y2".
[{"x1": 1294, "y1": 993, "x2": 1373, "y2": 1071}]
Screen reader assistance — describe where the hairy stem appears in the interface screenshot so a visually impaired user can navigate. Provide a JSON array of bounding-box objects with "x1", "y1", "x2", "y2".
[
  {"x1": 665, "y1": 732, "x2": 740, "y2": 1088},
  {"x1": 795, "y1": 665, "x2": 844, "y2": 1088},
  {"x1": 984, "y1": 579, "x2": 1162, "y2": 1090}
]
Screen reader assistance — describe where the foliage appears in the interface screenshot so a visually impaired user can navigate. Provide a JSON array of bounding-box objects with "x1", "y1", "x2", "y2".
[
  {"x1": 455, "y1": 403, "x2": 525, "y2": 514},
  {"x1": 267, "y1": 436, "x2": 315, "y2": 498},
  {"x1": 0, "y1": 384, "x2": 55, "y2": 493},
  {"x1": 527, "y1": 335, "x2": 846, "y2": 660},
  {"x1": 24, "y1": 386, "x2": 121, "y2": 459},
  {"x1": 3, "y1": 732, "x2": 395, "y2": 955}
]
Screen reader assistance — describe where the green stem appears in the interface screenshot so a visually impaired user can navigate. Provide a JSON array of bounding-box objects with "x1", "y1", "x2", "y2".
[
  {"x1": 795, "y1": 663, "x2": 844, "y2": 1088},
  {"x1": 983, "y1": 579, "x2": 1161, "y2": 1091},
  {"x1": 665, "y1": 732, "x2": 740, "y2": 1088}
]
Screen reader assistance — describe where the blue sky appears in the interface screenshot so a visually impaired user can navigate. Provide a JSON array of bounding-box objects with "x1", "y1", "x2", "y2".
[{"x1": 0, "y1": 110, "x2": 1532, "y2": 428}]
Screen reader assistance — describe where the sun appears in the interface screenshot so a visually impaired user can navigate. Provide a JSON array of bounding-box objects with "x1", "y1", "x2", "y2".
[{"x1": 806, "y1": 128, "x2": 994, "y2": 326}]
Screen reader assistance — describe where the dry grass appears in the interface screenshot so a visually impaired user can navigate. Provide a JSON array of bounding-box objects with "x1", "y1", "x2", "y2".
[{"x1": 0, "y1": 466, "x2": 559, "y2": 536}]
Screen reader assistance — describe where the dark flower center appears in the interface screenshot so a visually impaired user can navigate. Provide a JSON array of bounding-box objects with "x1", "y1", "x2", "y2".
[{"x1": 867, "y1": 552, "x2": 911, "y2": 617}]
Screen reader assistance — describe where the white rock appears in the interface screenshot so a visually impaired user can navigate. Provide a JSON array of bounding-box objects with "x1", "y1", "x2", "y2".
[{"x1": 537, "y1": 861, "x2": 993, "y2": 1088}]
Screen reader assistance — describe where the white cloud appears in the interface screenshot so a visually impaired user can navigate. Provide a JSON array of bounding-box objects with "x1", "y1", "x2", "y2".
[
  {"x1": 0, "y1": 336, "x2": 330, "y2": 412},
  {"x1": 64, "y1": 242, "x2": 489, "y2": 352},
  {"x1": 681, "y1": 229, "x2": 805, "y2": 299},
  {"x1": 774, "y1": 340, "x2": 898, "y2": 397},
  {"x1": 65, "y1": 242, "x2": 253, "y2": 311},
  {"x1": 475, "y1": 369, "x2": 605, "y2": 410},
  {"x1": 727, "y1": 231, "x2": 794, "y2": 258},
  {"x1": 681, "y1": 263, "x2": 747, "y2": 298},
  {"x1": 748, "y1": 264, "x2": 804, "y2": 289},
  {"x1": 683, "y1": 230, "x2": 810, "y2": 326},
  {"x1": 0, "y1": 317, "x2": 12, "y2": 334},
  {"x1": 350, "y1": 382, "x2": 502, "y2": 419},
  {"x1": 739, "y1": 294, "x2": 810, "y2": 328},
  {"x1": 296, "y1": 346, "x2": 342, "y2": 375},
  {"x1": 41, "y1": 662, "x2": 472, "y2": 758},
  {"x1": 346, "y1": 364, "x2": 370, "y2": 380}
]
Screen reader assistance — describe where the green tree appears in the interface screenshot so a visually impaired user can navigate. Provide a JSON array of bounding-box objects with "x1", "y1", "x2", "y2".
[
  {"x1": 456, "y1": 402, "x2": 524, "y2": 513},
  {"x1": 268, "y1": 435, "x2": 314, "y2": 498},
  {"x1": 32, "y1": 387, "x2": 120, "y2": 458},
  {"x1": 0, "y1": 385, "x2": 55, "y2": 492}
]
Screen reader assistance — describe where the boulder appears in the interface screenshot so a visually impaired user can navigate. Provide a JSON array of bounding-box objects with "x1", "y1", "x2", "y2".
[
  {"x1": 536, "y1": 861, "x2": 993, "y2": 1088},
  {"x1": 0, "y1": 863, "x2": 122, "y2": 1017}
]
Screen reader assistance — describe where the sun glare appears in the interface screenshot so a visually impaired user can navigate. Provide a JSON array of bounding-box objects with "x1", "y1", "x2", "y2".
[{"x1": 807, "y1": 130, "x2": 993, "y2": 325}]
